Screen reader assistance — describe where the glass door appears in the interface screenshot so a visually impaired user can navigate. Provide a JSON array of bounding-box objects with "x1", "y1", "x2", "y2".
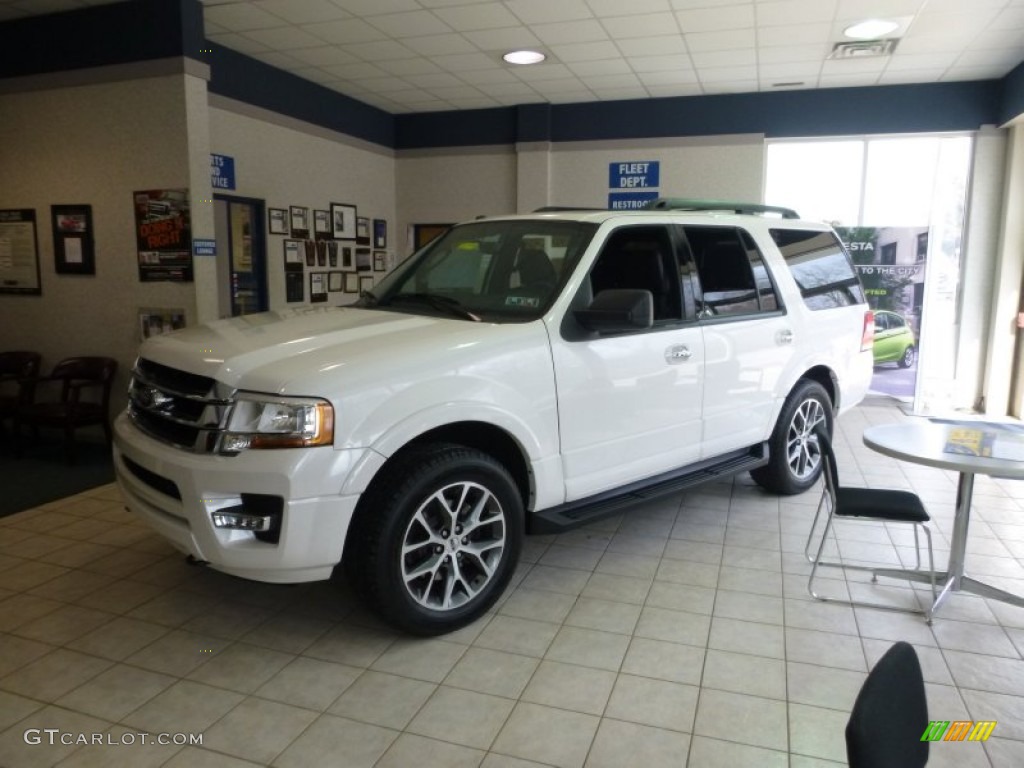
[{"x1": 214, "y1": 195, "x2": 267, "y2": 317}]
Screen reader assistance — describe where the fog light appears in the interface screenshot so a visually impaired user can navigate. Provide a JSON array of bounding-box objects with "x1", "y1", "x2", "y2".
[{"x1": 211, "y1": 508, "x2": 272, "y2": 531}]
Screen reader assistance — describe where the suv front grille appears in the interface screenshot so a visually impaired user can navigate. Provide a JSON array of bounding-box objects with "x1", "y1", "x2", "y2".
[{"x1": 128, "y1": 359, "x2": 234, "y2": 453}]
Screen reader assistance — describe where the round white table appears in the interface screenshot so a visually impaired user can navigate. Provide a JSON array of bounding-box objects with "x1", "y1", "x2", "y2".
[{"x1": 863, "y1": 421, "x2": 1024, "y2": 618}]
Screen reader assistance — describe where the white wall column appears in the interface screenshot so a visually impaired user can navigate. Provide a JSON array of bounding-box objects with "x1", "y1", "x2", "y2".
[{"x1": 516, "y1": 141, "x2": 552, "y2": 214}]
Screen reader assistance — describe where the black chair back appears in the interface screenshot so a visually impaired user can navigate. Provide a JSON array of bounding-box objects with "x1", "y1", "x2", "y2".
[{"x1": 846, "y1": 640, "x2": 929, "y2": 768}]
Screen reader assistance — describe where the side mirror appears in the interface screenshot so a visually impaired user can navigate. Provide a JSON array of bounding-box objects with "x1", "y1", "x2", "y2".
[{"x1": 574, "y1": 289, "x2": 654, "y2": 333}]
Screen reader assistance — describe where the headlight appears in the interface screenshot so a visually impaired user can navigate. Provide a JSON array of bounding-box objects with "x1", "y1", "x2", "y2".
[{"x1": 221, "y1": 393, "x2": 334, "y2": 452}]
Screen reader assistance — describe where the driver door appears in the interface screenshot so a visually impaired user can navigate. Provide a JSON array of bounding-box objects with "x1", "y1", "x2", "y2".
[{"x1": 549, "y1": 224, "x2": 705, "y2": 501}]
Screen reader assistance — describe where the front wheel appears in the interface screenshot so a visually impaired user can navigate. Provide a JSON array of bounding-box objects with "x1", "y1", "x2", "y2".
[
  {"x1": 345, "y1": 443, "x2": 523, "y2": 635},
  {"x1": 750, "y1": 380, "x2": 833, "y2": 495}
]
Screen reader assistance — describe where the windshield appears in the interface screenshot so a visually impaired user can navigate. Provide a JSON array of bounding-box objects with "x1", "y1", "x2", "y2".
[{"x1": 362, "y1": 219, "x2": 598, "y2": 322}]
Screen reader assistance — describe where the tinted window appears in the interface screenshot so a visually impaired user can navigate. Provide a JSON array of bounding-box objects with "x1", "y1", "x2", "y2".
[
  {"x1": 685, "y1": 226, "x2": 780, "y2": 318},
  {"x1": 589, "y1": 225, "x2": 682, "y2": 323},
  {"x1": 770, "y1": 229, "x2": 866, "y2": 310}
]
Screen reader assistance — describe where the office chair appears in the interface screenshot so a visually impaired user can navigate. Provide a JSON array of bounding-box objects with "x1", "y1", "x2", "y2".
[
  {"x1": 805, "y1": 427, "x2": 937, "y2": 621},
  {"x1": 846, "y1": 640, "x2": 929, "y2": 768}
]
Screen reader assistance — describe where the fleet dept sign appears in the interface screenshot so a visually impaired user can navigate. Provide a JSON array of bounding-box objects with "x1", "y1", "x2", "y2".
[{"x1": 608, "y1": 160, "x2": 660, "y2": 210}]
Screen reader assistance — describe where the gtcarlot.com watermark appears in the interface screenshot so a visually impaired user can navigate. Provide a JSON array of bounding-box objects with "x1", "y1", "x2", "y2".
[{"x1": 24, "y1": 729, "x2": 203, "y2": 747}]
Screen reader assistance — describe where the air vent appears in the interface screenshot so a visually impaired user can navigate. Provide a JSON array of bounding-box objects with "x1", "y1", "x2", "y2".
[{"x1": 828, "y1": 39, "x2": 899, "y2": 59}]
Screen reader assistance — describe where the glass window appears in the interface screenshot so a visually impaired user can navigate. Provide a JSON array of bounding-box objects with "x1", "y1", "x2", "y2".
[
  {"x1": 765, "y1": 141, "x2": 864, "y2": 225},
  {"x1": 588, "y1": 225, "x2": 682, "y2": 323},
  {"x1": 770, "y1": 228, "x2": 866, "y2": 310},
  {"x1": 685, "y1": 226, "x2": 778, "y2": 318}
]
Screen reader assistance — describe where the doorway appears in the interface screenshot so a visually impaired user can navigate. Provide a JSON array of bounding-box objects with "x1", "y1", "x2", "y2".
[
  {"x1": 213, "y1": 195, "x2": 268, "y2": 317},
  {"x1": 413, "y1": 223, "x2": 453, "y2": 251}
]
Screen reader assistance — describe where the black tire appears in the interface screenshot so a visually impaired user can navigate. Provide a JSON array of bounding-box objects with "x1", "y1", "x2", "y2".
[
  {"x1": 898, "y1": 346, "x2": 915, "y2": 369},
  {"x1": 345, "y1": 443, "x2": 523, "y2": 635},
  {"x1": 750, "y1": 379, "x2": 833, "y2": 495}
]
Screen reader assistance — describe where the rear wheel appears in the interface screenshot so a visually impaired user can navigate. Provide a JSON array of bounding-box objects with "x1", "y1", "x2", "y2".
[
  {"x1": 345, "y1": 443, "x2": 523, "y2": 635},
  {"x1": 750, "y1": 380, "x2": 833, "y2": 495},
  {"x1": 898, "y1": 345, "x2": 915, "y2": 368}
]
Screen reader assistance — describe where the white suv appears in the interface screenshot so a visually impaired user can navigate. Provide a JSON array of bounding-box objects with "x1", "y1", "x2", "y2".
[{"x1": 114, "y1": 199, "x2": 874, "y2": 634}]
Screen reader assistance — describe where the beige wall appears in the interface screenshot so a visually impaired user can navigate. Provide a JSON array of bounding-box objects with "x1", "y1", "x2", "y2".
[
  {"x1": 209, "y1": 100, "x2": 397, "y2": 310},
  {"x1": 0, "y1": 72, "x2": 198, "y2": 416}
]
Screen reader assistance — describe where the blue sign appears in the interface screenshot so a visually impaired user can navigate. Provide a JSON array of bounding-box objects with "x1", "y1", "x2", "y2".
[
  {"x1": 608, "y1": 191, "x2": 659, "y2": 210},
  {"x1": 211, "y1": 154, "x2": 235, "y2": 190},
  {"x1": 193, "y1": 238, "x2": 216, "y2": 256},
  {"x1": 609, "y1": 161, "x2": 659, "y2": 190}
]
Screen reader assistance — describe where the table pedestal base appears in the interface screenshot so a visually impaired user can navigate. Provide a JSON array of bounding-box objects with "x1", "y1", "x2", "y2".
[{"x1": 870, "y1": 567, "x2": 1024, "y2": 620}]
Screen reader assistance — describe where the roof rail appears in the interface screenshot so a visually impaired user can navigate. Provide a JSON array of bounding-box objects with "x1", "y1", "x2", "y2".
[
  {"x1": 643, "y1": 198, "x2": 800, "y2": 219},
  {"x1": 533, "y1": 206, "x2": 608, "y2": 213}
]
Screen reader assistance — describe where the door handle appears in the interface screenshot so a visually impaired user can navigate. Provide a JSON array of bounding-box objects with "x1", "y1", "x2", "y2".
[
  {"x1": 776, "y1": 329, "x2": 794, "y2": 345},
  {"x1": 665, "y1": 344, "x2": 691, "y2": 364}
]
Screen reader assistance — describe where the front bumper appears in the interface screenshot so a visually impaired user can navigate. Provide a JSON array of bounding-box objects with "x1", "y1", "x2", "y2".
[{"x1": 113, "y1": 411, "x2": 365, "y2": 583}]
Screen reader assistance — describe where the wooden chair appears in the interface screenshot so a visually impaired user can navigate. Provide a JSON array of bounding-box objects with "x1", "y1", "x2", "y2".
[
  {"x1": 0, "y1": 351, "x2": 42, "y2": 438},
  {"x1": 15, "y1": 356, "x2": 118, "y2": 464}
]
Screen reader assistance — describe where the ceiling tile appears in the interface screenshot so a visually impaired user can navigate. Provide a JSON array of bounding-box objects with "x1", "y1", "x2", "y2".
[
  {"x1": 601, "y1": 12, "x2": 679, "y2": 40},
  {"x1": 820, "y1": 57, "x2": 887, "y2": 75},
  {"x1": 426, "y1": 85, "x2": 491, "y2": 100},
  {"x1": 885, "y1": 52, "x2": 958, "y2": 71},
  {"x1": 287, "y1": 46, "x2": 360, "y2": 67},
  {"x1": 460, "y1": 26, "x2": 542, "y2": 51},
  {"x1": 243, "y1": 25, "x2": 326, "y2": 50},
  {"x1": 306, "y1": 18, "x2": 389, "y2": 44},
  {"x1": 957, "y1": 47, "x2": 1024, "y2": 69},
  {"x1": 431, "y1": 51, "x2": 502, "y2": 71},
  {"x1": 550, "y1": 91, "x2": 605, "y2": 103},
  {"x1": 698, "y1": 64, "x2": 757, "y2": 82},
  {"x1": 353, "y1": 75, "x2": 419, "y2": 92},
  {"x1": 568, "y1": 59, "x2": 634, "y2": 77},
  {"x1": 756, "y1": 23, "x2": 831, "y2": 48},
  {"x1": 877, "y1": 68, "x2": 948, "y2": 84},
  {"x1": 530, "y1": 77, "x2": 591, "y2": 93},
  {"x1": 669, "y1": 0, "x2": 753, "y2": 8},
  {"x1": 457, "y1": 68, "x2": 521, "y2": 84},
  {"x1": 482, "y1": 82, "x2": 543, "y2": 96},
  {"x1": 756, "y1": 0, "x2": 838, "y2": 26},
  {"x1": 332, "y1": 0, "x2": 421, "y2": 15},
  {"x1": 645, "y1": 83, "x2": 704, "y2": 98},
  {"x1": 377, "y1": 57, "x2": 444, "y2": 75},
  {"x1": 637, "y1": 70, "x2": 699, "y2": 86},
  {"x1": 630, "y1": 54, "x2": 694, "y2": 72},
  {"x1": 550, "y1": 40, "x2": 623, "y2": 62},
  {"x1": 504, "y1": 0, "x2": 594, "y2": 24},
  {"x1": 402, "y1": 32, "x2": 479, "y2": 56},
  {"x1": 676, "y1": 4, "x2": 754, "y2": 34},
  {"x1": 254, "y1": 0, "x2": 350, "y2": 24},
  {"x1": 532, "y1": 19, "x2": 608, "y2": 45},
  {"x1": 818, "y1": 73, "x2": 875, "y2": 87},
  {"x1": 758, "y1": 44, "x2": 828, "y2": 64},
  {"x1": 575, "y1": 72, "x2": 641, "y2": 89},
  {"x1": 341, "y1": 40, "x2": 419, "y2": 61},
  {"x1": 432, "y1": 3, "x2": 521, "y2": 31},
  {"x1": 204, "y1": 2, "x2": 283, "y2": 31},
  {"x1": 685, "y1": 28, "x2": 756, "y2": 52},
  {"x1": 942, "y1": 65, "x2": 1010, "y2": 81},
  {"x1": 405, "y1": 71, "x2": 468, "y2": 88},
  {"x1": 711, "y1": 79, "x2": 759, "y2": 93},
  {"x1": 759, "y1": 61, "x2": 822, "y2": 80},
  {"x1": 207, "y1": 32, "x2": 270, "y2": 55},
  {"x1": 835, "y1": 0, "x2": 922, "y2": 20},
  {"x1": 290, "y1": 67, "x2": 341, "y2": 84},
  {"x1": 615, "y1": 36, "x2": 688, "y2": 57},
  {"x1": 587, "y1": 0, "x2": 672, "y2": 16},
  {"x1": 249, "y1": 50, "x2": 305, "y2": 70},
  {"x1": 322, "y1": 61, "x2": 391, "y2": 79},
  {"x1": 691, "y1": 48, "x2": 756, "y2": 68},
  {"x1": 367, "y1": 10, "x2": 453, "y2": 37},
  {"x1": 512, "y1": 63, "x2": 577, "y2": 81}
]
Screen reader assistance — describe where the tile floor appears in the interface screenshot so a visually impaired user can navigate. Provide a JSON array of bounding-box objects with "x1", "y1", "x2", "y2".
[{"x1": 2, "y1": 398, "x2": 1024, "y2": 767}]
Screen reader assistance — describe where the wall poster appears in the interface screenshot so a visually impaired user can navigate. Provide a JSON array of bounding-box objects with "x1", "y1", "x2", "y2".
[
  {"x1": 837, "y1": 226, "x2": 929, "y2": 401},
  {"x1": 0, "y1": 209, "x2": 41, "y2": 295},
  {"x1": 133, "y1": 189, "x2": 192, "y2": 282}
]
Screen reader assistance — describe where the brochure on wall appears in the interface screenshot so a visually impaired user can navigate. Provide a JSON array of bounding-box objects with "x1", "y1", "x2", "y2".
[
  {"x1": 0, "y1": 209, "x2": 41, "y2": 294},
  {"x1": 931, "y1": 418, "x2": 1024, "y2": 461},
  {"x1": 133, "y1": 189, "x2": 193, "y2": 282},
  {"x1": 835, "y1": 226, "x2": 929, "y2": 402}
]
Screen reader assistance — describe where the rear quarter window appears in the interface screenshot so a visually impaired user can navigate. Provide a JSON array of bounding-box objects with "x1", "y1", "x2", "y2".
[{"x1": 770, "y1": 229, "x2": 866, "y2": 310}]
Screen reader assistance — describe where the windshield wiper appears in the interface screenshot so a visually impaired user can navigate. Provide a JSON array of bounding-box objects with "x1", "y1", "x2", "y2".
[{"x1": 387, "y1": 293, "x2": 481, "y2": 322}]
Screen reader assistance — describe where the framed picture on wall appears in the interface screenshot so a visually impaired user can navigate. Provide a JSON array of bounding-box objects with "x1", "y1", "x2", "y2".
[
  {"x1": 356, "y1": 247, "x2": 371, "y2": 272},
  {"x1": 373, "y1": 218, "x2": 387, "y2": 248},
  {"x1": 0, "y1": 209, "x2": 41, "y2": 294},
  {"x1": 314, "y1": 209, "x2": 331, "y2": 239},
  {"x1": 290, "y1": 206, "x2": 310, "y2": 239},
  {"x1": 356, "y1": 216, "x2": 370, "y2": 245},
  {"x1": 310, "y1": 271, "x2": 327, "y2": 303},
  {"x1": 283, "y1": 239, "x2": 302, "y2": 269},
  {"x1": 52, "y1": 204, "x2": 95, "y2": 275},
  {"x1": 341, "y1": 245, "x2": 354, "y2": 270},
  {"x1": 359, "y1": 275, "x2": 374, "y2": 294},
  {"x1": 373, "y1": 250, "x2": 386, "y2": 272},
  {"x1": 344, "y1": 272, "x2": 359, "y2": 292},
  {"x1": 328, "y1": 271, "x2": 343, "y2": 292},
  {"x1": 331, "y1": 203, "x2": 357, "y2": 240},
  {"x1": 268, "y1": 207, "x2": 288, "y2": 235}
]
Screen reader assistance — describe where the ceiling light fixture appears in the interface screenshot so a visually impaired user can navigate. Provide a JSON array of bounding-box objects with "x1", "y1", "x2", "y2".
[
  {"x1": 843, "y1": 19, "x2": 900, "y2": 39},
  {"x1": 502, "y1": 50, "x2": 546, "y2": 65}
]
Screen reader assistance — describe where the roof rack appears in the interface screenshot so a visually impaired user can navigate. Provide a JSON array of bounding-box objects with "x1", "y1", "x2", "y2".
[
  {"x1": 533, "y1": 206, "x2": 608, "y2": 213},
  {"x1": 643, "y1": 198, "x2": 800, "y2": 219}
]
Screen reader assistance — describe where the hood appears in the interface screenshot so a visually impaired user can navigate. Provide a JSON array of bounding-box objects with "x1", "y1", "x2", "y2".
[{"x1": 137, "y1": 306, "x2": 478, "y2": 393}]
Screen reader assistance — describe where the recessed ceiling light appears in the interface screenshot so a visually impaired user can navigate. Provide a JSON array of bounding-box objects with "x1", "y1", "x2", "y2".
[
  {"x1": 843, "y1": 19, "x2": 900, "y2": 39},
  {"x1": 503, "y1": 50, "x2": 546, "y2": 65}
]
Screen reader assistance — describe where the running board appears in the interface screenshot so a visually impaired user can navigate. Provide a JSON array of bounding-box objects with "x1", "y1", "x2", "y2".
[{"x1": 529, "y1": 444, "x2": 768, "y2": 534}]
